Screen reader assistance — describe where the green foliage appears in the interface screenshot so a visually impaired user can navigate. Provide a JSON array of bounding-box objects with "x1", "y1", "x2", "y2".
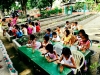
[
  {"x1": 90, "y1": 62, "x2": 99, "y2": 69},
  {"x1": 0, "y1": 0, "x2": 14, "y2": 11},
  {"x1": 17, "y1": 35, "x2": 29, "y2": 45},
  {"x1": 40, "y1": 7, "x2": 62, "y2": 18},
  {"x1": 74, "y1": 2, "x2": 85, "y2": 10},
  {"x1": 95, "y1": 3, "x2": 100, "y2": 11}
]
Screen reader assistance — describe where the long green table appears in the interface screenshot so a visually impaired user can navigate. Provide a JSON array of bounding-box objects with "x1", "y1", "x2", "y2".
[
  {"x1": 18, "y1": 45, "x2": 92, "y2": 75},
  {"x1": 18, "y1": 46, "x2": 72, "y2": 75}
]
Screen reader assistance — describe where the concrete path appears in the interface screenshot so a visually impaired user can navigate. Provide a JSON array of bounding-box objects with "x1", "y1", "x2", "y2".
[{"x1": 83, "y1": 15, "x2": 100, "y2": 75}]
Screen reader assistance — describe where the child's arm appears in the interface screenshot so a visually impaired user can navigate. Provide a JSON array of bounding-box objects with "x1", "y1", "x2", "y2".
[
  {"x1": 54, "y1": 50, "x2": 58, "y2": 59},
  {"x1": 57, "y1": 55, "x2": 63, "y2": 64},
  {"x1": 62, "y1": 57, "x2": 76, "y2": 69}
]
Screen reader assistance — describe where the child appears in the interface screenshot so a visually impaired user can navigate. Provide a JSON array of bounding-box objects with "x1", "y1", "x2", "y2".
[
  {"x1": 21, "y1": 24, "x2": 28, "y2": 35},
  {"x1": 15, "y1": 25, "x2": 23, "y2": 38},
  {"x1": 52, "y1": 32, "x2": 60, "y2": 42},
  {"x1": 11, "y1": 25, "x2": 17, "y2": 38},
  {"x1": 57, "y1": 47, "x2": 76, "y2": 72},
  {"x1": 31, "y1": 22, "x2": 36, "y2": 34},
  {"x1": 55, "y1": 26, "x2": 62, "y2": 38},
  {"x1": 62, "y1": 30, "x2": 71, "y2": 45},
  {"x1": 78, "y1": 34, "x2": 90, "y2": 52},
  {"x1": 44, "y1": 44, "x2": 58, "y2": 62},
  {"x1": 8, "y1": 23, "x2": 13, "y2": 35},
  {"x1": 40, "y1": 36, "x2": 50, "y2": 54},
  {"x1": 45, "y1": 28, "x2": 52, "y2": 39},
  {"x1": 65, "y1": 21, "x2": 71, "y2": 29},
  {"x1": 73, "y1": 22, "x2": 78, "y2": 35},
  {"x1": 28, "y1": 34, "x2": 41, "y2": 49},
  {"x1": 27, "y1": 22, "x2": 33, "y2": 35},
  {"x1": 35, "y1": 22, "x2": 40, "y2": 32}
]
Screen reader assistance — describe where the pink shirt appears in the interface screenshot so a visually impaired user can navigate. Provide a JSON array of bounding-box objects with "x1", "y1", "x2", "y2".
[
  {"x1": 27, "y1": 27, "x2": 33, "y2": 35},
  {"x1": 11, "y1": 17, "x2": 17, "y2": 26}
]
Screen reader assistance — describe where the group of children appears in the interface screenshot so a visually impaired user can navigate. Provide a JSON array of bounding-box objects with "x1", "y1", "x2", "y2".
[
  {"x1": 26, "y1": 21, "x2": 90, "y2": 74},
  {"x1": 7, "y1": 20, "x2": 41, "y2": 38}
]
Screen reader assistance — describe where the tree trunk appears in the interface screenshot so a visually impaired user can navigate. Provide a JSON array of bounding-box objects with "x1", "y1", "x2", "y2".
[
  {"x1": 22, "y1": 5, "x2": 27, "y2": 15},
  {"x1": 0, "y1": 10, "x2": 4, "y2": 19}
]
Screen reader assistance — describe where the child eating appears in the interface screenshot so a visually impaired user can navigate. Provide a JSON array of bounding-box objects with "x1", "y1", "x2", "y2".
[
  {"x1": 44, "y1": 44, "x2": 58, "y2": 62},
  {"x1": 57, "y1": 47, "x2": 76, "y2": 72}
]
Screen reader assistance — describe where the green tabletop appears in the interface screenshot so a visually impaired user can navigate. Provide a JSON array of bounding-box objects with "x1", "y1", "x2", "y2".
[{"x1": 18, "y1": 46, "x2": 72, "y2": 75}]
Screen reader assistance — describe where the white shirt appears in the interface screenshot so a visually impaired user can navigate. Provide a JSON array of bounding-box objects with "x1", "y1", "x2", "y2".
[
  {"x1": 9, "y1": 27, "x2": 13, "y2": 30},
  {"x1": 32, "y1": 26, "x2": 36, "y2": 34},
  {"x1": 52, "y1": 35, "x2": 60, "y2": 41},
  {"x1": 22, "y1": 28, "x2": 28, "y2": 35}
]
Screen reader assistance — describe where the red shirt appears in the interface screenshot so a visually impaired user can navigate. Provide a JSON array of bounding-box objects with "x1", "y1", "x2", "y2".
[{"x1": 36, "y1": 25, "x2": 40, "y2": 32}]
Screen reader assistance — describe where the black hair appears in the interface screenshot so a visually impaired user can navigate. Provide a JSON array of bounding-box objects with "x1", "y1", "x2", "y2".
[
  {"x1": 65, "y1": 30, "x2": 70, "y2": 37},
  {"x1": 52, "y1": 32, "x2": 57, "y2": 35},
  {"x1": 45, "y1": 44, "x2": 53, "y2": 53},
  {"x1": 82, "y1": 34, "x2": 89, "y2": 41},
  {"x1": 78, "y1": 29, "x2": 86, "y2": 35},
  {"x1": 24, "y1": 25, "x2": 28, "y2": 28},
  {"x1": 21, "y1": 24, "x2": 24, "y2": 27},
  {"x1": 66, "y1": 21, "x2": 69, "y2": 23},
  {"x1": 30, "y1": 34, "x2": 36, "y2": 40},
  {"x1": 62, "y1": 47, "x2": 71, "y2": 58},
  {"x1": 8, "y1": 23, "x2": 11, "y2": 27},
  {"x1": 31, "y1": 22, "x2": 34, "y2": 26},
  {"x1": 35, "y1": 22, "x2": 38, "y2": 26},
  {"x1": 47, "y1": 28, "x2": 51, "y2": 32},
  {"x1": 2, "y1": 18, "x2": 6, "y2": 22},
  {"x1": 75, "y1": 22, "x2": 78, "y2": 25},
  {"x1": 43, "y1": 36, "x2": 49, "y2": 42},
  {"x1": 57, "y1": 26, "x2": 60, "y2": 28}
]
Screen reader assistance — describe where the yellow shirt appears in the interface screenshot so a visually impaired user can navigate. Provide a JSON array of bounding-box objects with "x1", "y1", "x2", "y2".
[{"x1": 63, "y1": 35, "x2": 71, "y2": 43}]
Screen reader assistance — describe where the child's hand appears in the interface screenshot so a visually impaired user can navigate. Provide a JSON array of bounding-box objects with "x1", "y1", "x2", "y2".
[{"x1": 57, "y1": 60, "x2": 60, "y2": 64}]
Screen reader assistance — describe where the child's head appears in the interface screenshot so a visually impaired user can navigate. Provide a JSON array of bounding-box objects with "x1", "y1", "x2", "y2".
[
  {"x1": 31, "y1": 22, "x2": 34, "y2": 26},
  {"x1": 52, "y1": 32, "x2": 57, "y2": 38},
  {"x1": 82, "y1": 34, "x2": 89, "y2": 42},
  {"x1": 45, "y1": 44, "x2": 53, "y2": 53},
  {"x1": 21, "y1": 24, "x2": 24, "y2": 29},
  {"x1": 46, "y1": 28, "x2": 51, "y2": 34},
  {"x1": 65, "y1": 30, "x2": 70, "y2": 37},
  {"x1": 66, "y1": 21, "x2": 69, "y2": 25},
  {"x1": 30, "y1": 34, "x2": 36, "y2": 41},
  {"x1": 71, "y1": 22, "x2": 74, "y2": 26},
  {"x1": 43, "y1": 36, "x2": 49, "y2": 43},
  {"x1": 8, "y1": 23, "x2": 11, "y2": 27},
  {"x1": 62, "y1": 47, "x2": 71, "y2": 58},
  {"x1": 74, "y1": 22, "x2": 78, "y2": 26},
  {"x1": 78, "y1": 29, "x2": 86, "y2": 38},
  {"x1": 2, "y1": 18, "x2": 6, "y2": 22},
  {"x1": 35, "y1": 22, "x2": 38, "y2": 26},
  {"x1": 56, "y1": 26, "x2": 60, "y2": 30}
]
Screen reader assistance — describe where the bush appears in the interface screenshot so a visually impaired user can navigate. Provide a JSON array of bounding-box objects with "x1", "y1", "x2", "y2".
[{"x1": 40, "y1": 7, "x2": 62, "y2": 18}]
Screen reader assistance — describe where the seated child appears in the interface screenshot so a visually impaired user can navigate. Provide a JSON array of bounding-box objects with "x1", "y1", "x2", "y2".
[
  {"x1": 15, "y1": 26, "x2": 23, "y2": 38},
  {"x1": 21, "y1": 24, "x2": 28, "y2": 35},
  {"x1": 78, "y1": 34, "x2": 90, "y2": 52},
  {"x1": 45, "y1": 28, "x2": 52, "y2": 39},
  {"x1": 52, "y1": 32, "x2": 60, "y2": 42},
  {"x1": 55, "y1": 26, "x2": 62, "y2": 38},
  {"x1": 35, "y1": 22, "x2": 40, "y2": 32},
  {"x1": 8, "y1": 23, "x2": 13, "y2": 35},
  {"x1": 40, "y1": 36, "x2": 50, "y2": 54},
  {"x1": 57, "y1": 47, "x2": 76, "y2": 72},
  {"x1": 44, "y1": 44, "x2": 58, "y2": 62},
  {"x1": 27, "y1": 34, "x2": 41, "y2": 49},
  {"x1": 62, "y1": 30, "x2": 71, "y2": 45},
  {"x1": 65, "y1": 21, "x2": 71, "y2": 29}
]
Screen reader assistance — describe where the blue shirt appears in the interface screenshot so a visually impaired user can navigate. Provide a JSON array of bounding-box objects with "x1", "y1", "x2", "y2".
[
  {"x1": 45, "y1": 33, "x2": 52, "y2": 38},
  {"x1": 16, "y1": 30, "x2": 23, "y2": 38}
]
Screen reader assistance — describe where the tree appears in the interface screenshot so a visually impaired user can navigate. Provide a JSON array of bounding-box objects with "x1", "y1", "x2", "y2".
[
  {"x1": 17, "y1": 0, "x2": 28, "y2": 15},
  {"x1": 0, "y1": 0, "x2": 14, "y2": 18}
]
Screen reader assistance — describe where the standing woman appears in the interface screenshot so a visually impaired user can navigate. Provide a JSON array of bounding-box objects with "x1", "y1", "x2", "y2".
[{"x1": 11, "y1": 15, "x2": 18, "y2": 26}]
